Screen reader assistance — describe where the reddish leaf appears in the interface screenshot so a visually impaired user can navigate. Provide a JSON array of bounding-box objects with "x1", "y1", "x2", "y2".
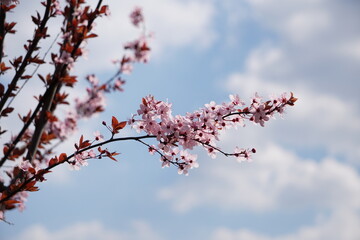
[
  {"x1": 48, "y1": 157, "x2": 58, "y2": 167},
  {"x1": 20, "y1": 75, "x2": 32, "y2": 80},
  {"x1": 31, "y1": 15, "x2": 40, "y2": 25},
  {"x1": 10, "y1": 56, "x2": 23, "y2": 69},
  {"x1": 3, "y1": 146, "x2": 9, "y2": 155},
  {"x1": 0, "y1": 62, "x2": 11, "y2": 72},
  {"x1": 85, "y1": 33, "x2": 98, "y2": 39},
  {"x1": 99, "y1": 5, "x2": 109, "y2": 14},
  {"x1": 28, "y1": 56, "x2": 45, "y2": 64},
  {"x1": 18, "y1": 110, "x2": 32, "y2": 123},
  {"x1": 77, "y1": 135, "x2": 91, "y2": 150},
  {"x1": 61, "y1": 75, "x2": 77, "y2": 86},
  {"x1": 111, "y1": 116, "x2": 119, "y2": 126},
  {"x1": 111, "y1": 116, "x2": 127, "y2": 134},
  {"x1": 38, "y1": 74, "x2": 46, "y2": 84},
  {"x1": 24, "y1": 181, "x2": 39, "y2": 192},
  {"x1": 59, "y1": 153, "x2": 67, "y2": 163},
  {"x1": 45, "y1": 111, "x2": 58, "y2": 122},
  {"x1": 142, "y1": 97, "x2": 147, "y2": 106},
  {"x1": 4, "y1": 199, "x2": 21, "y2": 207},
  {"x1": 106, "y1": 151, "x2": 119, "y2": 161},
  {"x1": 1, "y1": 107, "x2": 14, "y2": 117}
]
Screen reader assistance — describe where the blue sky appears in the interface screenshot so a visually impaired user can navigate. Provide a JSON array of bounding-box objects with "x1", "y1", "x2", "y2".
[{"x1": 1, "y1": 0, "x2": 360, "y2": 239}]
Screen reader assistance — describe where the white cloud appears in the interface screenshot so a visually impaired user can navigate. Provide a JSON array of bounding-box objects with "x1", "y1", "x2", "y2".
[
  {"x1": 244, "y1": 0, "x2": 332, "y2": 43},
  {"x1": 158, "y1": 144, "x2": 360, "y2": 213},
  {"x1": 337, "y1": 38, "x2": 360, "y2": 61},
  {"x1": 4, "y1": 0, "x2": 216, "y2": 76},
  {"x1": 225, "y1": 45, "x2": 360, "y2": 163},
  {"x1": 218, "y1": 0, "x2": 360, "y2": 168},
  {"x1": 283, "y1": 10, "x2": 330, "y2": 44},
  {"x1": 227, "y1": 0, "x2": 360, "y2": 105},
  {"x1": 211, "y1": 210, "x2": 360, "y2": 240},
  {"x1": 12, "y1": 220, "x2": 163, "y2": 240},
  {"x1": 75, "y1": 0, "x2": 216, "y2": 75}
]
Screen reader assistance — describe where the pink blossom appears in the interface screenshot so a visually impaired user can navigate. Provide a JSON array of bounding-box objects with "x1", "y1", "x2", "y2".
[
  {"x1": 88, "y1": 150, "x2": 96, "y2": 158},
  {"x1": 120, "y1": 62, "x2": 133, "y2": 74},
  {"x1": 53, "y1": 0, "x2": 63, "y2": 15},
  {"x1": 0, "y1": 0, "x2": 19, "y2": 6},
  {"x1": 54, "y1": 51, "x2": 74, "y2": 65},
  {"x1": 148, "y1": 145, "x2": 156, "y2": 155},
  {"x1": 124, "y1": 36, "x2": 151, "y2": 63},
  {"x1": 129, "y1": 92, "x2": 294, "y2": 173},
  {"x1": 251, "y1": 92, "x2": 262, "y2": 107},
  {"x1": 130, "y1": 7, "x2": 144, "y2": 27},
  {"x1": 87, "y1": 74, "x2": 99, "y2": 86},
  {"x1": 207, "y1": 147, "x2": 217, "y2": 159},
  {"x1": 177, "y1": 163, "x2": 190, "y2": 175},
  {"x1": 114, "y1": 78, "x2": 126, "y2": 92},
  {"x1": 161, "y1": 156, "x2": 171, "y2": 168},
  {"x1": 54, "y1": 51, "x2": 75, "y2": 69},
  {"x1": 230, "y1": 94, "x2": 243, "y2": 106},
  {"x1": 19, "y1": 160, "x2": 33, "y2": 172},
  {"x1": 49, "y1": 112, "x2": 77, "y2": 140},
  {"x1": 93, "y1": 131, "x2": 104, "y2": 141},
  {"x1": 250, "y1": 104, "x2": 269, "y2": 127},
  {"x1": 72, "y1": 7, "x2": 84, "y2": 17},
  {"x1": 15, "y1": 191, "x2": 28, "y2": 212},
  {"x1": 75, "y1": 88, "x2": 106, "y2": 118},
  {"x1": 70, "y1": 150, "x2": 96, "y2": 170}
]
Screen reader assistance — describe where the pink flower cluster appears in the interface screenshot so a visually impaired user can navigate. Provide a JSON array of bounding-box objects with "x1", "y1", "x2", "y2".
[
  {"x1": 0, "y1": 0, "x2": 19, "y2": 6},
  {"x1": 52, "y1": 0, "x2": 63, "y2": 15},
  {"x1": 70, "y1": 150, "x2": 96, "y2": 170},
  {"x1": 54, "y1": 51, "x2": 75, "y2": 68},
  {"x1": 112, "y1": 7, "x2": 151, "y2": 74},
  {"x1": 114, "y1": 35, "x2": 151, "y2": 75},
  {"x1": 75, "y1": 75, "x2": 106, "y2": 118},
  {"x1": 49, "y1": 112, "x2": 77, "y2": 140},
  {"x1": 124, "y1": 36, "x2": 151, "y2": 64},
  {"x1": 129, "y1": 6, "x2": 144, "y2": 27},
  {"x1": 129, "y1": 93, "x2": 295, "y2": 174}
]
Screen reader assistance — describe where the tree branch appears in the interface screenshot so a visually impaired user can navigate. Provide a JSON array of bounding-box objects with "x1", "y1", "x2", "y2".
[
  {"x1": 0, "y1": 0, "x2": 52, "y2": 115},
  {"x1": 0, "y1": 134, "x2": 156, "y2": 204}
]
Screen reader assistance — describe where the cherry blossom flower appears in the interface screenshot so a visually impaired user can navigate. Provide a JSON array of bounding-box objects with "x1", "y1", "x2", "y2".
[
  {"x1": 124, "y1": 36, "x2": 151, "y2": 63},
  {"x1": 129, "y1": 7, "x2": 144, "y2": 27},
  {"x1": 15, "y1": 191, "x2": 28, "y2": 212},
  {"x1": 113, "y1": 78, "x2": 125, "y2": 92},
  {"x1": 54, "y1": 51, "x2": 75, "y2": 69},
  {"x1": 70, "y1": 150, "x2": 96, "y2": 170},
  {"x1": 53, "y1": 0, "x2": 63, "y2": 15},
  {"x1": 250, "y1": 104, "x2": 270, "y2": 127},
  {"x1": 75, "y1": 86, "x2": 106, "y2": 118},
  {"x1": 19, "y1": 160, "x2": 33, "y2": 172},
  {"x1": 93, "y1": 131, "x2": 104, "y2": 141},
  {"x1": 120, "y1": 61, "x2": 133, "y2": 74},
  {"x1": 148, "y1": 145, "x2": 156, "y2": 155},
  {"x1": 0, "y1": 0, "x2": 19, "y2": 6},
  {"x1": 49, "y1": 112, "x2": 77, "y2": 140},
  {"x1": 230, "y1": 94, "x2": 243, "y2": 106}
]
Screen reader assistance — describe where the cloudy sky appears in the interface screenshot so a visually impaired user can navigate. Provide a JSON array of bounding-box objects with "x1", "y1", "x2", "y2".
[{"x1": 1, "y1": 0, "x2": 360, "y2": 239}]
